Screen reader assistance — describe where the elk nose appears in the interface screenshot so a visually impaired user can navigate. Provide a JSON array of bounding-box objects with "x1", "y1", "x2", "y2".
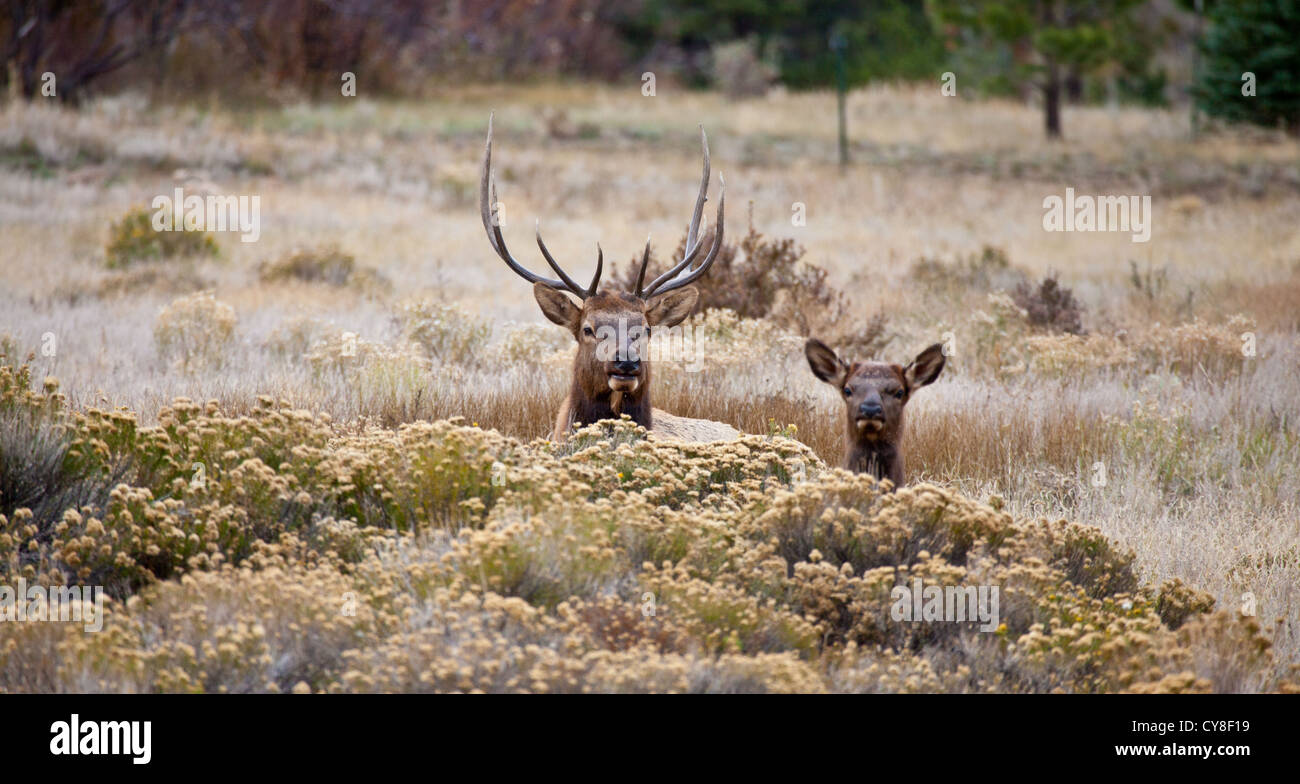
[
  {"x1": 858, "y1": 401, "x2": 883, "y2": 418},
  {"x1": 614, "y1": 359, "x2": 640, "y2": 375}
]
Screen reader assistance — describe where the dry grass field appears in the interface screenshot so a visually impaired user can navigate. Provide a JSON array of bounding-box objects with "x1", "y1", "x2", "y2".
[{"x1": 1, "y1": 83, "x2": 1297, "y2": 692}]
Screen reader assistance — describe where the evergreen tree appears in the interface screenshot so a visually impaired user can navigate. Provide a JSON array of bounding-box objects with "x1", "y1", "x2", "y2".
[
  {"x1": 1193, "y1": 0, "x2": 1300, "y2": 134},
  {"x1": 627, "y1": 0, "x2": 944, "y2": 88},
  {"x1": 926, "y1": 0, "x2": 1144, "y2": 139}
]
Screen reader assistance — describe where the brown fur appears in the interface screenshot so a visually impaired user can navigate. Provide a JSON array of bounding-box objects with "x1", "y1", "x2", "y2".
[
  {"x1": 806, "y1": 339, "x2": 945, "y2": 487},
  {"x1": 482, "y1": 118, "x2": 734, "y2": 444},
  {"x1": 539, "y1": 284, "x2": 738, "y2": 442}
]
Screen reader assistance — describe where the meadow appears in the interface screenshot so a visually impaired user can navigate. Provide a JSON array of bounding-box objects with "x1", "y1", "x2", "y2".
[{"x1": 0, "y1": 83, "x2": 1297, "y2": 692}]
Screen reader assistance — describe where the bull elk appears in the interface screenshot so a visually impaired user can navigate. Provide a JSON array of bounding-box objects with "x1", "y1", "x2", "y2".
[
  {"x1": 480, "y1": 116, "x2": 739, "y2": 442},
  {"x1": 805, "y1": 339, "x2": 945, "y2": 486}
]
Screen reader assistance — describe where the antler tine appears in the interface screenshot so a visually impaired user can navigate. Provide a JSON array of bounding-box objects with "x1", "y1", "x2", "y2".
[
  {"x1": 644, "y1": 126, "x2": 716, "y2": 297},
  {"x1": 588, "y1": 243, "x2": 603, "y2": 298},
  {"x1": 647, "y1": 173, "x2": 724, "y2": 297},
  {"x1": 633, "y1": 235, "x2": 651, "y2": 297},
  {"x1": 683, "y1": 125, "x2": 710, "y2": 258},
  {"x1": 480, "y1": 114, "x2": 588, "y2": 297},
  {"x1": 536, "y1": 221, "x2": 596, "y2": 296}
]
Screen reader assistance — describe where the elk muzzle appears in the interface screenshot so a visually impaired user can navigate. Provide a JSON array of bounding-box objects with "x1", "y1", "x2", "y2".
[
  {"x1": 855, "y1": 396, "x2": 885, "y2": 433},
  {"x1": 608, "y1": 357, "x2": 642, "y2": 392}
]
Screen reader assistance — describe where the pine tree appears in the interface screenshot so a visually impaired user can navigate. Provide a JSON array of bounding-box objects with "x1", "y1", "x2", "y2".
[
  {"x1": 1194, "y1": 0, "x2": 1300, "y2": 134},
  {"x1": 927, "y1": 0, "x2": 1145, "y2": 139}
]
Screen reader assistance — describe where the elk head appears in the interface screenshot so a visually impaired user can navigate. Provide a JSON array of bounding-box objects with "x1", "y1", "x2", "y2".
[
  {"x1": 805, "y1": 339, "x2": 945, "y2": 486},
  {"x1": 480, "y1": 115, "x2": 724, "y2": 431}
]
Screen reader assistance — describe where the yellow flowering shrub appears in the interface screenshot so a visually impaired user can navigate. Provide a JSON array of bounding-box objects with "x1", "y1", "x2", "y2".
[
  {"x1": 105, "y1": 206, "x2": 219, "y2": 268},
  {"x1": 258, "y1": 246, "x2": 392, "y2": 298},
  {"x1": 0, "y1": 359, "x2": 1290, "y2": 693}
]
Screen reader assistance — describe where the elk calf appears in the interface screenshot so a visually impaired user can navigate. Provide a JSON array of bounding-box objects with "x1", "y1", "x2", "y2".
[{"x1": 805, "y1": 339, "x2": 945, "y2": 486}]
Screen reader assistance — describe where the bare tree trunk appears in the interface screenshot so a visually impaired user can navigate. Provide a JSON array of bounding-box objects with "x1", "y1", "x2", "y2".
[
  {"x1": 7, "y1": 0, "x2": 192, "y2": 103},
  {"x1": 1044, "y1": 60, "x2": 1063, "y2": 139},
  {"x1": 1065, "y1": 68, "x2": 1083, "y2": 102}
]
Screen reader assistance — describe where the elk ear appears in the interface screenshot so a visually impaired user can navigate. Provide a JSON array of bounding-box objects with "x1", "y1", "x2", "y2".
[
  {"x1": 533, "y1": 282, "x2": 582, "y2": 333},
  {"x1": 645, "y1": 286, "x2": 699, "y2": 328},
  {"x1": 805, "y1": 338, "x2": 847, "y2": 386},
  {"x1": 904, "y1": 343, "x2": 946, "y2": 389}
]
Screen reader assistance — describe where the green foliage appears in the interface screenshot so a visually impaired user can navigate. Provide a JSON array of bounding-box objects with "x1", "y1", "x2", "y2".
[
  {"x1": 777, "y1": 0, "x2": 947, "y2": 87},
  {"x1": 630, "y1": 0, "x2": 945, "y2": 88},
  {"x1": 106, "y1": 207, "x2": 219, "y2": 268},
  {"x1": 1194, "y1": 0, "x2": 1300, "y2": 134},
  {"x1": 927, "y1": 0, "x2": 1148, "y2": 136},
  {"x1": 0, "y1": 138, "x2": 56, "y2": 178}
]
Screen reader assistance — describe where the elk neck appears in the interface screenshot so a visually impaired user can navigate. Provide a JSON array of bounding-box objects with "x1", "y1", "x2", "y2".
[
  {"x1": 845, "y1": 415, "x2": 905, "y2": 487},
  {"x1": 568, "y1": 351, "x2": 654, "y2": 430}
]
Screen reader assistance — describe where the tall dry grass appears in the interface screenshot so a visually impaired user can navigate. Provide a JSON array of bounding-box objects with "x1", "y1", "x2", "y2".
[{"x1": 1, "y1": 84, "x2": 1298, "y2": 675}]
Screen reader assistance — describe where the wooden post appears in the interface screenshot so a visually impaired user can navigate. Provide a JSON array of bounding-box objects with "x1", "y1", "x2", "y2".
[
  {"x1": 830, "y1": 30, "x2": 849, "y2": 168},
  {"x1": 1190, "y1": 0, "x2": 1203, "y2": 140}
]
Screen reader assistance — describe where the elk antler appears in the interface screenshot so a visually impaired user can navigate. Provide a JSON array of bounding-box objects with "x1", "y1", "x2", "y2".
[
  {"x1": 636, "y1": 126, "x2": 726, "y2": 299},
  {"x1": 481, "y1": 113, "x2": 601, "y2": 299}
]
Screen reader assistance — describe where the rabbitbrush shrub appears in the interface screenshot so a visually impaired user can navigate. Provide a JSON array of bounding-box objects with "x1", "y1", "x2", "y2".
[
  {"x1": 106, "y1": 206, "x2": 218, "y2": 268},
  {"x1": 0, "y1": 359, "x2": 1290, "y2": 694}
]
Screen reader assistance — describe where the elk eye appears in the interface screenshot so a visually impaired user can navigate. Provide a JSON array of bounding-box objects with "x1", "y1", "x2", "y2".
[
  {"x1": 582, "y1": 326, "x2": 594, "y2": 337},
  {"x1": 892, "y1": 389, "x2": 905, "y2": 399},
  {"x1": 842, "y1": 386, "x2": 852, "y2": 397}
]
